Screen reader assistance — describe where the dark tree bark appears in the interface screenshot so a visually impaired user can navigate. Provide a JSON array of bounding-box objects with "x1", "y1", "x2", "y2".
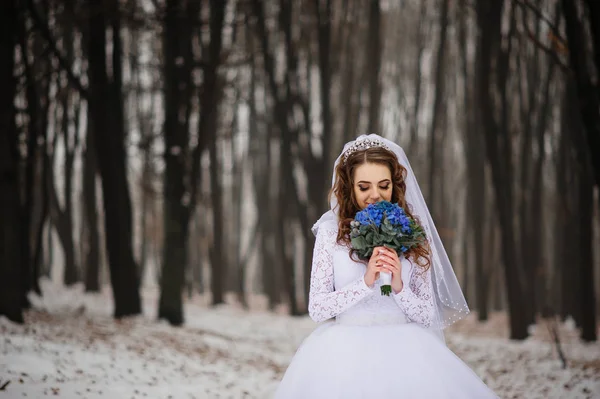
[
  {"x1": 28, "y1": 24, "x2": 51, "y2": 298},
  {"x1": 205, "y1": 0, "x2": 228, "y2": 307},
  {"x1": 47, "y1": 91, "x2": 80, "y2": 286},
  {"x1": 246, "y1": 17, "x2": 280, "y2": 309},
  {"x1": 562, "y1": 0, "x2": 598, "y2": 342},
  {"x1": 409, "y1": 1, "x2": 428, "y2": 154},
  {"x1": 0, "y1": 0, "x2": 24, "y2": 323},
  {"x1": 340, "y1": 3, "x2": 358, "y2": 145},
  {"x1": 458, "y1": 0, "x2": 488, "y2": 319},
  {"x1": 82, "y1": 122, "x2": 100, "y2": 292},
  {"x1": 557, "y1": 87, "x2": 579, "y2": 322},
  {"x1": 366, "y1": 0, "x2": 381, "y2": 134},
  {"x1": 159, "y1": 0, "x2": 197, "y2": 325},
  {"x1": 252, "y1": 0, "x2": 308, "y2": 315},
  {"x1": 18, "y1": 10, "x2": 47, "y2": 303},
  {"x1": 573, "y1": 124, "x2": 596, "y2": 342},
  {"x1": 428, "y1": 0, "x2": 449, "y2": 217},
  {"x1": 159, "y1": 0, "x2": 226, "y2": 318},
  {"x1": 562, "y1": 0, "x2": 600, "y2": 191},
  {"x1": 208, "y1": 124, "x2": 225, "y2": 306},
  {"x1": 87, "y1": 0, "x2": 141, "y2": 318},
  {"x1": 315, "y1": 0, "x2": 333, "y2": 198},
  {"x1": 138, "y1": 117, "x2": 154, "y2": 285},
  {"x1": 476, "y1": 0, "x2": 529, "y2": 339}
]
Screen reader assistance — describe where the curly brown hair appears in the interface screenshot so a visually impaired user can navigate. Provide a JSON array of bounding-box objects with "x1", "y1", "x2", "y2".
[{"x1": 328, "y1": 146, "x2": 430, "y2": 270}]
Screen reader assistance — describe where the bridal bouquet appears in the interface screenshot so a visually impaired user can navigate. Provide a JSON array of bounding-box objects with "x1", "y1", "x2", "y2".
[{"x1": 350, "y1": 201, "x2": 427, "y2": 295}]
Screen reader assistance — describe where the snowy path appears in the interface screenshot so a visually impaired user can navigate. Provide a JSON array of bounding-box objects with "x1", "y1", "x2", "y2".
[{"x1": 1, "y1": 281, "x2": 599, "y2": 398}]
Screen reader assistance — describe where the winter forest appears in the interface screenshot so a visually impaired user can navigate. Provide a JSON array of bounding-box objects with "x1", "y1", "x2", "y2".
[{"x1": 1, "y1": 0, "x2": 600, "y2": 398}]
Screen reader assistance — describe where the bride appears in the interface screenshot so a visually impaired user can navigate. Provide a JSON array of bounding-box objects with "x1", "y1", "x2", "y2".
[{"x1": 273, "y1": 134, "x2": 498, "y2": 398}]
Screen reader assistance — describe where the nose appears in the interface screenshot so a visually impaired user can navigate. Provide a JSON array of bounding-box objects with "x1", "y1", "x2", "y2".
[{"x1": 370, "y1": 189, "x2": 381, "y2": 201}]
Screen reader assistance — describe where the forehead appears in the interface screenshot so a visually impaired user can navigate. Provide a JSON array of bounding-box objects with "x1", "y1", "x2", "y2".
[{"x1": 353, "y1": 163, "x2": 391, "y2": 182}]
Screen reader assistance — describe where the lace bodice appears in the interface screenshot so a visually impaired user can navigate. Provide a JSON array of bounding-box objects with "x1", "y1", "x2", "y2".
[{"x1": 308, "y1": 220, "x2": 435, "y2": 328}]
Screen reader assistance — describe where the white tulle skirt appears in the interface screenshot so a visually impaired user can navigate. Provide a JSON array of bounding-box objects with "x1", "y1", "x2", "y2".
[{"x1": 274, "y1": 321, "x2": 498, "y2": 399}]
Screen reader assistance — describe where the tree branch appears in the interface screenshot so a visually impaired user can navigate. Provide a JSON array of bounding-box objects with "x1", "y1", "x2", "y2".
[
  {"x1": 516, "y1": 29, "x2": 569, "y2": 73},
  {"x1": 26, "y1": 0, "x2": 88, "y2": 99},
  {"x1": 512, "y1": 0, "x2": 564, "y2": 43}
]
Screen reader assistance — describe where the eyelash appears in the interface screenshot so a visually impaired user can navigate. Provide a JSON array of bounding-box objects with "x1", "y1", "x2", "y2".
[{"x1": 359, "y1": 185, "x2": 390, "y2": 192}]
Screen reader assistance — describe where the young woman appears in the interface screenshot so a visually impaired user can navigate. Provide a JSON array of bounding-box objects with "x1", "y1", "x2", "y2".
[{"x1": 274, "y1": 134, "x2": 498, "y2": 398}]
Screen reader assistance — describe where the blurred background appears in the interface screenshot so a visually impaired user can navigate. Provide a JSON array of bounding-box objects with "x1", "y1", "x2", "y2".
[{"x1": 1, "y1": 0, "x2": 598, "y2": 344}]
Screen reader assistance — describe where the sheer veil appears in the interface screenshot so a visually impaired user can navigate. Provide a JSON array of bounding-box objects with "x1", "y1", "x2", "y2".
[{"x1": 312, "y1": 134, "x2": 470, "y2": 342}]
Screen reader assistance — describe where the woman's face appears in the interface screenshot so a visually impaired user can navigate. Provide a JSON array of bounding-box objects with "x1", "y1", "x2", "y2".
[{"x1": 352, "y1": 162, "x2": 393, "y2": 209}]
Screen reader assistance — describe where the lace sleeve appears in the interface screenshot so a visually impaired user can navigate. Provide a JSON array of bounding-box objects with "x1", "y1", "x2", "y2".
[
  {"x1": 393, "y1": 261, "x2": 435, "y2": 327},
  {"x1": 308, "y1": 224, "x2": 374, "y2": 323}
]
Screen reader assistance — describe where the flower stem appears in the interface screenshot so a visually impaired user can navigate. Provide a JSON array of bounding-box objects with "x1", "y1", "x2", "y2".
[{"x1": 380, "y1": 285, "x2": 392, "y2": 296}]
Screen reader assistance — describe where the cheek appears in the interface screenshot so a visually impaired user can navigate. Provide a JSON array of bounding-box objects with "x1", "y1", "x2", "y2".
[
  {"x1": 353, "y1": 188, "x2": 368, "y2": 204},
  {"x1": 382, "y1": 188, "x2": 392, "y2": 200}
]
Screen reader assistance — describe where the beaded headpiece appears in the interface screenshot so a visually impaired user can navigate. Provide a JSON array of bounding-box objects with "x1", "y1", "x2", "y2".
[{"x1": 342, "y1": 137, "x2": 390, "y2": 163}]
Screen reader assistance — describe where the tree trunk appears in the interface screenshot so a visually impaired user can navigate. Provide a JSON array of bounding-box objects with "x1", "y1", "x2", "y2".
[
  {"x1": 557, "y1": 91, "x2": 576, "y2": 320},
  {"x1": 231, "y1": 100, "x2": 248, "y2": 308},
  {"x1": 158, "y1": 0, "x2": 199, "y2": 324},
  {"x1": 18, "y1": 11, "x2": 49, "y2": 304},
  {"x1": 428, "y1": 0, "x2": 449, "y2": 216},
  {"x1": 246, "y1": 26, "x2": 279, "y2": 309},
  {"x1": 204, "y1": 0, "x2": 227, "y2": 306},
  {"x1": 83, "y1": 122, "x2": 100, "y2": 292},
  {"x1": 460, "y1": 0, "x2": 487, "y2": 321},
  {"x1": 563, "y1": 0, "x2": 600, "y2": 195},
  {"x1": 562, "y1": 0, "x2": 600, "y2": 192},
  {"x1": 315, "y1": 0, "x2": 333, "y2": 199},
  {"x1": 47, "y1": 142, "x2": 79, "y2": 286},
  {"x1": 574, "y1": 140, "x2": 596, "y2": 342},
  {"x1": 476, "y1": 0, "x2": 528, "y2": 339},
  {"x1": 87, "y1": 0, "x2": 141, "y2": 318},
  {"x1": 366, "y1": 0, "x2": 381, "y2": 134},
  {"x1": 409, "y1": 1, "x2": 428, "y2": 155},
  {"x1": 251, "y1": 0, "x2": 306, "y2": 315},
  {"x1": 0, "y1": 0, "x2": 23, "y2": 324},
  {"x1": 209, "y1": 134, "x2": 225, "y2": 305},
  {"x1": 29, "y1": 26, "x2": 51, "y2": 297},
  {"x1": 568, "y1": 77, "x2": 598, "y2": 342},
  {"x1": 340, "y1": 2, "x2": 359, "y2": 144}
]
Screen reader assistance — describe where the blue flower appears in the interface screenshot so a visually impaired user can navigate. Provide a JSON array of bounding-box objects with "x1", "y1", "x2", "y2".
[
  {"x1": 365, "y1": 205, "x2": 384, "y2": 227},
  {"x1": 355, "y1": 210, "x2": 371, "y2": 226},
  {"x1": 378, "y1": 201, "x2": 395, "y2": 213},
  {"x1": 386, "y1": 208, "x2": 404, "y2": 225},
  {"x1": 400, "y1": 246, "x2": 408, "y2": 253}
]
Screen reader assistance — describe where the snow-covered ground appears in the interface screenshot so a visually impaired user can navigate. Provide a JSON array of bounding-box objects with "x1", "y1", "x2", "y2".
[{"x1": 1, "y1": 279, "x2": 599, "y2": 399}]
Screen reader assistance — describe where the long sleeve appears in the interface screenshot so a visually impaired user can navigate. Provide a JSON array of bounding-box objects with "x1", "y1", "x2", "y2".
[
  {"x1": 308, "y1": 224, "x2": 375, "y2": 323},
  {"x1": 393, "y1": 262, "x2": 435, "y2": 327}
]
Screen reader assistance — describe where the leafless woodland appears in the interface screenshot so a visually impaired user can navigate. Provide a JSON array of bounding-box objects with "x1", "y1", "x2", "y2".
[{"x1": 1, "y1": 0, "x2": 599, "y2": 342}]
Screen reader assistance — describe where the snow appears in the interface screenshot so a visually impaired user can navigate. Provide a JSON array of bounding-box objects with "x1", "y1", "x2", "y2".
[{"x1": 1, "y1": 279, "x2": 599, "y2": 398}]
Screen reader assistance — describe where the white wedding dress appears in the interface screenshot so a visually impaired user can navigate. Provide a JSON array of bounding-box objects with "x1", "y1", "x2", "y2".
[{"x1": 274, "y1": 219, "x2": 498, "y2": 398}]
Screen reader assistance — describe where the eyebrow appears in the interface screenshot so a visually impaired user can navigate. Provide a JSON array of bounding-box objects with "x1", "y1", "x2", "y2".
[{"x1": 356, "y1": 179, "x2": 391, "y2": 184}]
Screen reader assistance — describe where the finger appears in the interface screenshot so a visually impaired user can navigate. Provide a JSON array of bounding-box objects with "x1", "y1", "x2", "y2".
[
  {"x1": 379, "y1": 262, "x2": 396, "y2": 273},
  {"x1": 379, "y1": 253, "x2": 395, "y2": 262},
  {"x1": 379, "y1": 255, "x2": 399, "y2": 269},
  {"x1": 375, "y1": 246, "x2": 388, "y2": 256},
  {"x1": 382, "y1": 248, "x2": 400, "y2": 261}
]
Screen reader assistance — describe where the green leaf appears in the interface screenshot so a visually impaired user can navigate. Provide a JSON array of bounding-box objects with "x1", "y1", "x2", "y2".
[{"x1": 351, "y1": 236, "x2": 368, "y2": 251}]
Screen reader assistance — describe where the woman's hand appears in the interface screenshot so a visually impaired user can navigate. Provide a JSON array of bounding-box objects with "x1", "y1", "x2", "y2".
[
  {"x1": 375, "y1": 247, "x2": 404, "y2": 293},
  {"x1": 364, "y1": 247, "x2": 385, "y2": 287},
  {"x1": 364, "y1": 246, "x2": 403, "y2": 290}
]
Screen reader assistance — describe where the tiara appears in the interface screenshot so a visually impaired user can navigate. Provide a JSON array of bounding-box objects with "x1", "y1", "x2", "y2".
[{"x1": 342, "y1": 137, "x2": 390, "y2": 163}]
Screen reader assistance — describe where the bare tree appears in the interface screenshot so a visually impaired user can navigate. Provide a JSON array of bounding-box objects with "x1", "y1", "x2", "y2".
[
  {"x1": 87, "y1": 0, "x2": 141, "y2": 318},
  {"x1": 0, "y1": 0, "x2": 24, "y2": 324},
  {"x1": 476, "y1": 0, "x2": 529, "y2": 339}
]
